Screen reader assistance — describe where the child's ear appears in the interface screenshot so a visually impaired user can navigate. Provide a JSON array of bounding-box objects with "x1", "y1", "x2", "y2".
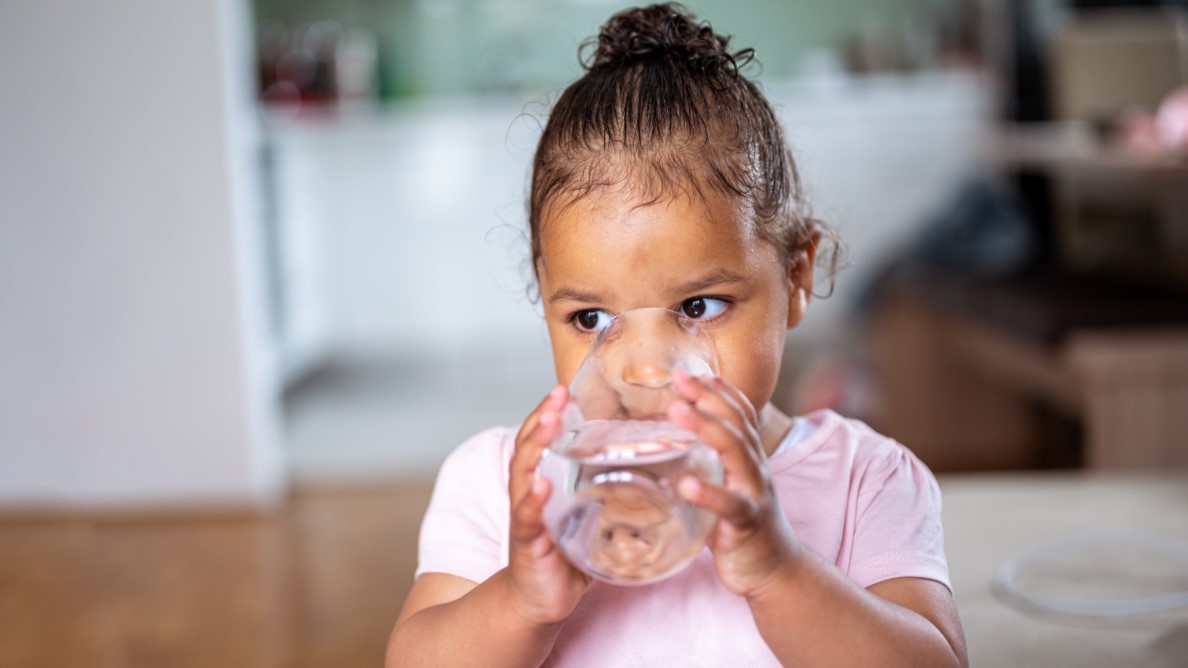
[{"x1": 786, "y1": 230, "x2": 819, "y2": 329}]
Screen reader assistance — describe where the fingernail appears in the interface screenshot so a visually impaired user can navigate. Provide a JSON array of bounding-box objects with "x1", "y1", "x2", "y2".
[
  {"x1": 549, "y1": 385, "x2": 566, "y2": 399},
  {"x1": 540, "y1": 411, "x2": 557, "y2": 426},
  {"x1": 669, "y1": 401, "x2": 691, "y2": 415},
  {"x1": 678, "y1": 476, "x2": 700, "y2": 498}
]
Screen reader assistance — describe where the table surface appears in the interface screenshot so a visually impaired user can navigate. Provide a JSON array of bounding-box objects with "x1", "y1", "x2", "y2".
[{"x1": 939, "y1": 472, "x2": 1188, "y2": 668}]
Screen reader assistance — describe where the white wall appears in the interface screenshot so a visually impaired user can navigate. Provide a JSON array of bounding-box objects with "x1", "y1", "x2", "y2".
[
  {"x1": 0, "y1": 0, "x2": 283, "y2": 508},
  {"x1": 268, "y1": 100, "x2": 552, "y2": 372}
]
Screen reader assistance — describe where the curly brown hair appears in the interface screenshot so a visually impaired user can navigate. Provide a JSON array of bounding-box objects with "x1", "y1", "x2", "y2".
[{"x1": 529, "y1": 3, "x2": 839, "y2": 292}]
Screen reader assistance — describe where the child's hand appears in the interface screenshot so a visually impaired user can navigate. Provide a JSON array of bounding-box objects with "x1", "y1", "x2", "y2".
[
  {"x1": 505, "y1": 386, "x2": 591, "y2": 626},
  {"x1": 667, "y1": 370, "x2": 803, "y2": 600}
]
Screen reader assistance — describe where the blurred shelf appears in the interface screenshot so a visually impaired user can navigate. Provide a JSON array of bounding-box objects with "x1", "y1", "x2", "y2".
[
  {"x1": 900, "y1": 269, "x2": 1188, "y2": 347},
  {"x1": 991, "y1": 122, "x2": 1188, "y2": 178}
]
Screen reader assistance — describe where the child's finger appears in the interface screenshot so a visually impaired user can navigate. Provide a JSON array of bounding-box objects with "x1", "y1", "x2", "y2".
[
  {"x1": 668, "y1": 400, "x2": 762, "y2": 489},
  {"x1": 510, "y1": 386, "x2": 568, "y2": 502},
  {"x1": 515, "y1": 385, "x2": 568, "y2": 445},
  {"x1": 703, "y1": 376, "x2": 760, "y2": 428},
  {"x1": 672, "y1": 371, "x2": 759, "y2": 451},
  {"x1": 677, "y1": 475, "x2": 758, "y2": 529},
  {"x1": 510, "y1": 477, "x2": 551, "y2": 546},
  {"x1": 511, "y1": 412, "x2": 561, "y2": 503}
]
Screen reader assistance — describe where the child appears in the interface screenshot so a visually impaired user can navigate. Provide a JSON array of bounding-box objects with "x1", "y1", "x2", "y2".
[{"x1": 388, "y1": 4, "x2": 967, "y2": 666}]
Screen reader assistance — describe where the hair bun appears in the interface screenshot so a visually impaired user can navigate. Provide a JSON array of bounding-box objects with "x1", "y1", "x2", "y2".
[{"x1": 585, "y1": 3, "x2": 750, "y2": 75}]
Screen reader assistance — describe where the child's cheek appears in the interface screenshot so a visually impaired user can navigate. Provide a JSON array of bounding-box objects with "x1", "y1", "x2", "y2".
[
  {"x1": 717, "y1": 341, "x2": 780, "y2": 415},
  {"x1": 559, "y1": 343, "x2": 592, "y2": 388}
]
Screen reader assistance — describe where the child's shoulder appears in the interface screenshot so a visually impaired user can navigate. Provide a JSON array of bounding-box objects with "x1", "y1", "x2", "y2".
[
  {"x1": 436, "y1": 426, "x2": 518, "y2": 487},
  {"x1": 779, "y1": 409, "x2": 934, "y2": 485}
]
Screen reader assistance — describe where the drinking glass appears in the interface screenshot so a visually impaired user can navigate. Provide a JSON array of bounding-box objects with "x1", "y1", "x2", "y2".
[{"x1": 537, "y1": 308, "x2": 723, "y2": 585}]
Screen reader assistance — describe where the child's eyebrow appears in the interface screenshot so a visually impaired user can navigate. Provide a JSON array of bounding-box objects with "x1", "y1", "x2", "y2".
[
  {"x1": 547, "y1": 287, "x2": 603, "y2": 305},
  {"x1": 672, "y1": 269, "x2": 748, "y2": 295},
  {"x1": 547, "y1": 269, "x2": 747, "y2": 306}
]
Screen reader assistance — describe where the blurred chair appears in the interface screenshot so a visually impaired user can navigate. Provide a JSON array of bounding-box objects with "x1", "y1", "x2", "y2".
[{"x1": 872, "y1": 274, "x2": 1188, "y2": 472}]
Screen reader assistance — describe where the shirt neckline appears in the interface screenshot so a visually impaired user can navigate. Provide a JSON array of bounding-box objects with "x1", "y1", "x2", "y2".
[{"x1": 767, "y1": 409, "x2": 844, "y2": 473}]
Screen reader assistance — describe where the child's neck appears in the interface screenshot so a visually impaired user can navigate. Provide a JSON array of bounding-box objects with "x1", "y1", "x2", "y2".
[{"x1": 758, "y1": 403, "x2": 794, "y2": 458}]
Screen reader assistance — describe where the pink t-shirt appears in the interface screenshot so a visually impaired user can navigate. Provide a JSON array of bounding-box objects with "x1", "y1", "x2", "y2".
[{"x1": 415, "y1": 409, "x2": 950, "y2": 666}]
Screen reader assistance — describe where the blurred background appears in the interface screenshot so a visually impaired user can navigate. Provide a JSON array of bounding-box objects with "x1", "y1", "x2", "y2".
[{"x1": 2, "y1": 0, "x2": 1187, "y2": 666}]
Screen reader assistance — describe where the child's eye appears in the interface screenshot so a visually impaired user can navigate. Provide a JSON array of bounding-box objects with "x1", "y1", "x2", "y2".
[
  {"x1": 571, "y1": 309, "x2": 613, "y2": 333},
  {"x1": 679, "y1": 297, "x2": 728, "y2": 320}
]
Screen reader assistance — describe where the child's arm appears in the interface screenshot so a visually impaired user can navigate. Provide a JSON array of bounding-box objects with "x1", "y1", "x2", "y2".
[
  {"x1": 747, "y1": 556, "x2": 967, "y2": 667},
  {"x1": 667, "y1": 372, "x2": 968, "y2": 668},
  {"x1": 386, "y1": 387, "x2": 590, "y2": 667}
]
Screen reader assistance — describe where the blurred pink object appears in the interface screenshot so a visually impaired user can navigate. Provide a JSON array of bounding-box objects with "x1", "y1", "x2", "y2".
[
  {"x1": 794, "y1": 356, "x2": 876, "y2": 421},
  {"x1": 1117, "y1": 86, "x2": 1188, "y2": 155},
  {"x1": 1155, "y1": 86, "x2": 1188, "y2": 150},
  {"x1": 1117, "y1": 106, "x2": 1163, "y2": 155}
]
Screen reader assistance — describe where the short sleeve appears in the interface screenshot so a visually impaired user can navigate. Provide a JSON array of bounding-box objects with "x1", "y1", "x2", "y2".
[
  {"x1": 847, "y1": 445, "x2": 951, "y2": 592},
  {"x1": 414, "y1": 427, "x2": 512, "y2": 584}
]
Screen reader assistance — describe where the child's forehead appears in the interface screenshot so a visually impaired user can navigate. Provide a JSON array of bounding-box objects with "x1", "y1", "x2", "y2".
[
  {"x1": 546, "y1": 181, "x2": 757, "y2": 238},
  {"x1": 538, "y1": 184, "x2": 770, "y2": 277}
]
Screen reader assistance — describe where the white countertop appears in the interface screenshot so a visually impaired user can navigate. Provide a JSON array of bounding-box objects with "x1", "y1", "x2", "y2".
[{"x1": 939, "y1": 472, "x2": 1188, "y2": 668}]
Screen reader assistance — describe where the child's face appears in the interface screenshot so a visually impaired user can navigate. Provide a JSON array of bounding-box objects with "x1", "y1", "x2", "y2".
[{"x1": 537, "y1": 185, "x2": 811, "y2": 415}]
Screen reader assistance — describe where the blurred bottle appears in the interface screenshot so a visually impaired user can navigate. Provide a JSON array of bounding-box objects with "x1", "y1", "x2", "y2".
[
  {"x1": 257, "y1": 20, "x2": 379, "y2": 114},
  {"x1": 335, "y1": 28, "x2": 379, "y2": 110}
]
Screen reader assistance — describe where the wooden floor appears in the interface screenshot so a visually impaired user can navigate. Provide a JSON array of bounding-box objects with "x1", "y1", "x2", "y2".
[{"x1": 0, "y1": 483, "x2": 434, "y2": 668}]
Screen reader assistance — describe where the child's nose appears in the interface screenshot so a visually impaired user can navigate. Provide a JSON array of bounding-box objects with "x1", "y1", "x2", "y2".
[
  {"x1": 618, "y1": 330, "x2": 675, "y2": 388},
  {"x1": 620, "y1": 358, "x2": 671, "y2": 388}
]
